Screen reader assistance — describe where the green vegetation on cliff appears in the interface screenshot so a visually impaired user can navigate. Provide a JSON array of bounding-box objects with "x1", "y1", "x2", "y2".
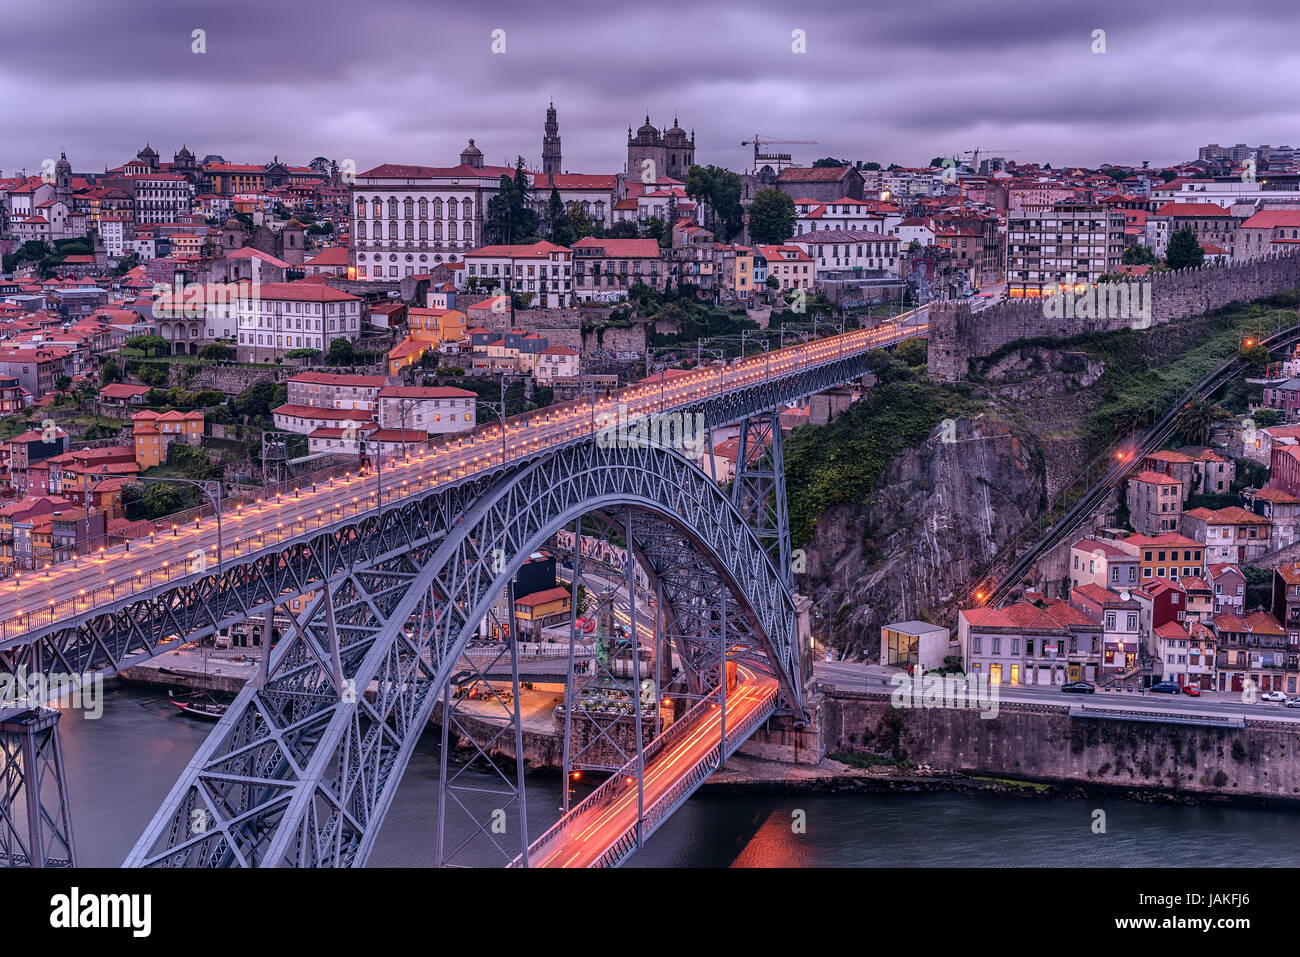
[{"x1": 784, "y1": 345, "x2": 983, "y2": 546}]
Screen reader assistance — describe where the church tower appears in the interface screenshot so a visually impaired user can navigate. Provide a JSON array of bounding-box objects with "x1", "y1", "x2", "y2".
[
  {"x1": 54, "y1": 152, "x2": 73, "y2": 205},
  {"x1": 542, "y1": 102, "x2": 562, "y2": 175}
]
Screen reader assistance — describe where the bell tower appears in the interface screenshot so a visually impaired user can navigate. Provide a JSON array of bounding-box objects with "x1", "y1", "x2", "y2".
[{"x1": 542, "y1": 101, "x2": 562, "y2": 176}]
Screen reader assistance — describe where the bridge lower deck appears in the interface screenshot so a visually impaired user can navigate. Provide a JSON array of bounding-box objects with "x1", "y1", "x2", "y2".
[{"x1": 526, "y1": 670, "x2": 778, "y2": 867}]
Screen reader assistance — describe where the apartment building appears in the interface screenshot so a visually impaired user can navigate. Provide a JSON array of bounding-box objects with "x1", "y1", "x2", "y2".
[
  {"x1": 286, "y1": 372, "x2": 388, "y2": 414},
  {"x1": 1180, "y1": 506, "x2": 1271, "y2": 565},
  {"x1": 375, "y1": 385, "x2": 477, "y2": 435},
  {"x1": 570, "y1": 237, "x2": 664, "y2": 301},
  {"x1": 1127, "y1": 470, "x2": 1182, "y2": 534},
  {"x1": 463, "y1": 242, "x2": 573, "y2": 308},
  {"x1": 1069, "y1": 537, "x2": 1141, "y2": 591},
  {"x1": 236, "y1": 283, "x2": 363, "y2": 362},
  {"x1": 1006, "y1": 203, "x2": 1125, "y2": 297},
  {"x1": 1119, "y1": 533, "x2": 1205, "y2": 582}
]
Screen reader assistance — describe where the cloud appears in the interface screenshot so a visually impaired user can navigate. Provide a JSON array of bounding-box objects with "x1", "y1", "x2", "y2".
[{"x1": 2, "y1": 0, "x2": 1298, "y2": 178}]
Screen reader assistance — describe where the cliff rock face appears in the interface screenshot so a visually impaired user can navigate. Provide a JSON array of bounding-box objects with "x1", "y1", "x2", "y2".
[{"x1": 802, "y1": 416, "x2": 1043, "y2": 655}]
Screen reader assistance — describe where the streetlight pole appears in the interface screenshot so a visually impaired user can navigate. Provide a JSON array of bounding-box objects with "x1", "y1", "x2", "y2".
[{"x1": 132, "y1": 475, "x2": 223, "y2": 576}]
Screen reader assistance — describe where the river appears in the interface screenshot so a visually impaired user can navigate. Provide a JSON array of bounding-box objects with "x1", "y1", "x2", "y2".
[{"x1": 53, "y1": 684, "x2": 1300, "y2": 867}]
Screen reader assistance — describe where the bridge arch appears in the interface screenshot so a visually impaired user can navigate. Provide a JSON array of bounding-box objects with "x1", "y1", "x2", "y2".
[{"x1": 129, "y1": 439, "x2": 800, "y2": 868}]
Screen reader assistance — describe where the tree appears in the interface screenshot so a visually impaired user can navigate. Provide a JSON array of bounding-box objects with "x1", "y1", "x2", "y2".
[
  {"x1": 125, "y1": 334, "x2": 170, "y2": 357},
  {"x1": 1122, "y1": 244, "x2": 1158, "y2": 266},
  {"x1": 1173, "y1": 397, "x2": 1227, "y2": 445},
  {"x1": 326, "y1": 338, "x2": 357, "y2": 365},
  {"x1": 1239, "y1": 339, "x2": 1270, "y2": 372},
  {"x1": 1166, "y1": 227, "x2": 1204, "y2": 270},
  {"x1": 54, "y1": 375, "x2": 72, "y2": 394},
  {"x1": 1253, "y1": 408, "x2": 1283, "y2": 428},
  {"x1": 813, "y1": 157, "x2": 850, "y2": 167},
  {"x1": 747, "y1": 189, "x2": 796, "y2": 245},
  {"x1": 862, "y1": 161, "x2": 882, "y2": 171},
  {"x1": 685, "y1": 165, "x2": 744, "y2": 241},
  {"x1": 197, "y1": 342, "x2": 235, "y2": 361},
  {"x1": 563, "y1": 203, "x2": 596, "y2": 243},
  {"x1": 894, "y1": 337, "x2": 928, "y2": 367},
  {"x1": 928, "y1": 156, "x2": 948, "y2": 169},
  {"x1": 99, "y1": 358, "x2": 122, "y2": 386},
  {"x1": 548, "y1": 188, "x2": 573, "y2": 246},
  {"x1": 232, "y1": 379, "x2": 283, "y2": 419},
  {"x1": 485, "y1": 175, "x2": 519, "y2": 244},
  {"x1": 606, "y1": 220, "x2": 639, "y2": 239}
]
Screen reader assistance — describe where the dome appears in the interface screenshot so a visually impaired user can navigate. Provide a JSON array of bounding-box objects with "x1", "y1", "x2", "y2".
[
  {"x1": 176, "y1": 144, "x2": 193, "y2": 159},
  {"x1": 461, "y1": 138, "x2": 482, "y2": 157},
  {"x1": 138, "y1": 143, "x2": 157, "y2": 157},
  {"x1": 637, "y1": 116, "x2": 657, "y2": 137}
]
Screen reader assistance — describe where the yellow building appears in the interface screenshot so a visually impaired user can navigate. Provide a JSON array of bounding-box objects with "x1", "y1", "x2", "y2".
[
  {"x1": 131, "y1": 409, "x2": 204, "y2": 469},
  {"x1": 407, "y1": 307, "x2": 467, "y2": 344}
]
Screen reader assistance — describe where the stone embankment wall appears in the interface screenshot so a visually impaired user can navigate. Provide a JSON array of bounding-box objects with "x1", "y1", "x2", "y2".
[{"x1": 825, "y1": 689, "x2": 1300, "y2": 799}]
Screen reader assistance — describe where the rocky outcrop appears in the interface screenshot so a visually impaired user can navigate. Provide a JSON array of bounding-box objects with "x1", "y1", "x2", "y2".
[{"x1": 801, "y1": 415, "x2": 1044, "y2": 655}]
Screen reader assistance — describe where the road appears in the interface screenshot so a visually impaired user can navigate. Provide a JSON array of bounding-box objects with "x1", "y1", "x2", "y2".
[
  {"x1": 814, "y1": 659, "x2": 1300, "y2": 723},
  {"x1": 0, "y1": 320, "x2": 923, "y2": 648},
  {"x1": 529, "y1": 667, "x2": 777, "y2": 867}
]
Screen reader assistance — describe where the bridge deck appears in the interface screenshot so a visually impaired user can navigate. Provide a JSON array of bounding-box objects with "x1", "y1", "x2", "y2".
[
  {"x1": 524, "y1": 668, "x2": 778, "y2": 868},
  {"x1": 0, "y1": 320, "x2": 923, "y2": 651}
]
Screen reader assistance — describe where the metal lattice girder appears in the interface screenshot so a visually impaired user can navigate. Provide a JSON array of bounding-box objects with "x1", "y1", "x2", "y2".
[
  {"x1": 126, "y1": 439, "x2": 801, "y2": 867},
  {"x1": 0, "y1": 707, "x2": 76, "y2": 867},
  {"x1": 731, "y1": 414, "x2": 793, "y2": 586}
]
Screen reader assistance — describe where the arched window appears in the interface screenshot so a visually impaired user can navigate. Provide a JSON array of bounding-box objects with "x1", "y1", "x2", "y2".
[
  {"x1": 432, "y1": 198, "x2": 443, "y2": 219},
  {"x1": 462, "y1": 199, "x2": 473, "y2": 219},
  {"x1": 405, "y1": 220, "x2": 414, "y2": 240},
  {"x1": 447, "y1": 198, "x2": 458, "y2": 220},
  {"x1": 388, "y1": 219, "x2": 398, "y2": 239},
  {"x1": 387, "y1": 197, "x2": 398, "y2": 218},
  {"x1": 418, "y1": 221, "x2": 427, "y2": 240},
  {"x1": 403, "y1": 198, "x2": 414, "y2": 218},
  {"x1": 448, "y1": 221, "x2": 457, "y2": 240},
  {"x1": 463, "y1": 223, "x2": 472, "y2": 243},
  {"x1": 355, "y1": 198, "x2": 366, "y2": 219},
  {"x1": 356, "y1": 221, "x2": 366, "y2": 239},
  {"x1": 418, "y1": 198, "x2": 427, "y2": 219},
  {"x1": 372, "y1": 198, "x2": 382, "y2": 219},
  {"x1": 434, "y1": 220, "x2": 442, "y2": 240}
]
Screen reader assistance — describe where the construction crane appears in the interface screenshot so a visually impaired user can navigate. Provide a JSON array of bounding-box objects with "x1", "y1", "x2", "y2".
[{"x1": 741, "y1": 135, "x2": 819, "y2": 173}]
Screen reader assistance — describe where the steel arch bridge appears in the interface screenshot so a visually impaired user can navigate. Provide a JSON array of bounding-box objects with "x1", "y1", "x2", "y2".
[
  {"x1": 0, "y1": 320, "x2": 924, "y2": 867},
  {"x1": 125, "y1": 440, "x2": 802, "y2": 867}
]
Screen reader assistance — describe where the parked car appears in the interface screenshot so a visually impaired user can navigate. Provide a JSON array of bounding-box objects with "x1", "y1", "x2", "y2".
[
  {"x1": 1284, "y1": 697, "x2": 1300, "y2": 709},
  {"x1": 1260, "y1": 690, "x2": 1288, "y2": 702},
  {"x1": 1061, "y1": 681, "x2": 1095, "y2": 694},
  {"x1": 1182, "y1": 684, "x2": 1201, "y2": 697},
  {"x1": 1150, "y1": 681, "x2": 1181, "y2": 694}
]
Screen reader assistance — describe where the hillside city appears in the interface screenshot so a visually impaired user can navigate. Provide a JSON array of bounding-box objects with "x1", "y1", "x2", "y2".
[{"x1": 4, "y1": 117, "x2": 1300, "y2": 717}]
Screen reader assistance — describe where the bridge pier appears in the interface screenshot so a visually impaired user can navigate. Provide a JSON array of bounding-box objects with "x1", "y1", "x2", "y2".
[{"x1": 0, "y1": 707, "x2": 76, "y2": 867}]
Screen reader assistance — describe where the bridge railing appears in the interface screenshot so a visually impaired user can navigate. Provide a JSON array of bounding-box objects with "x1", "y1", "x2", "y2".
[{"x1": 0, "y1": 322, "x2": 927, "y2": 647}]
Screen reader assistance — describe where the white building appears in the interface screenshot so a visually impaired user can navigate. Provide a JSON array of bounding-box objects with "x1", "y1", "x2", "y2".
[
  {"x1": 130, "y1": 173, "x2": 194, "y2": 225},
  {"x1": 237, "y1": 281, "x2": 362, "y2": 362},
  {"x1": 350, "y1": 142, "x2": 515, "y2": 280},
  {"x1": 787, "y1": 229, "x2": 900, "y2": 276},
  {"x1": 376, "y1": 385, "x2": 477, "y2": 434},
  {"x1": 794, "y1": 197, "x2": 886, "y2": 235},
  {"x1": 462, "y1": 241, "x2": 573, "y2": 308}
]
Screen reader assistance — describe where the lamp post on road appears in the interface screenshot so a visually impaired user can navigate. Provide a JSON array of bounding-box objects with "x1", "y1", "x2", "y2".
[{"x1": 132, "y1": 475, "x2": 223, "y2": 576}]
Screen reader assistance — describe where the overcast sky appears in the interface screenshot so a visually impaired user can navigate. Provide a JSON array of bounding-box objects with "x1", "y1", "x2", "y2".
[{"x1": 5, "y1": 0, "x2": 1299, "y2": 180}]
